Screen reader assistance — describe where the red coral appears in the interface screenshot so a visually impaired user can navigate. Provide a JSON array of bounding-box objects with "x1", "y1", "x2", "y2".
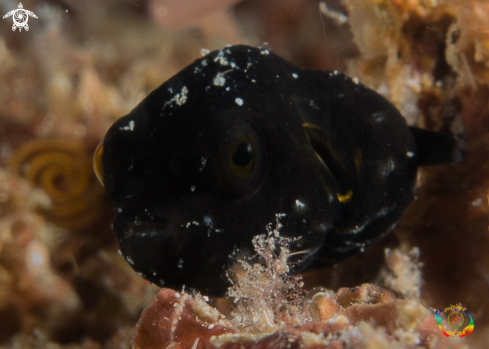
[
  {"x1": 133, "y1": 286, "x2": 466, "y2": 349},
  {"x1": 133, "y1": 289, "x2": 235, "y2": 349}
]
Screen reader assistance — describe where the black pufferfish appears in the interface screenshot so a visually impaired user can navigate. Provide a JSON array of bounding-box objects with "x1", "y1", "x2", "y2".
[{"x1": 93, "y1": 45, "x2": 460, "y2": 296}]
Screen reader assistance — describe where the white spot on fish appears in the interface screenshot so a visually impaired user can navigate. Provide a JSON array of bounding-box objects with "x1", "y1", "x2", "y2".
[
  {"x1": 126, "y1": 256, "x2": 134, "y2": 265},
  {"x1": 349, "y1": 222, "x2": 368, "y2": 234},
  {"x1": 164, "y1": 86, "x2": 189, "y2": 109},
  {"x1": 175, "y1": 87, "x2": 188, "y2": 105},
  {"x1": 348, "y1": 205, "x2": 395, "y2": 235},
  {"x1": 235, "y1": 98, "x2": 243, "y2": 106},
  {"x1": 203, "y1": 216, "x2": 212, "y2": 226},
  {"x1": 352, "y1": 77, "x2": 359, "y2": 84},
  {"x1": 295, "y1": 199, "x2": 306, "y2": 211},
  {"x1": 201, "y1": 157, "x2": 207, "y2": 167},
  {"x1": 376, "y1": 207, "x2": 389, "y2": 217},
  {"x1": 177, "y1": 259, "x2": 184, "y2": 268},
  {"x1": 333, "y1": 70, "x2": 339, "y2": 75},
  {"x1": 213, "y1": 74, "x2": 226, "y2": 86},
  {"x1": 381, "y1": 159, "x2": 396, "y2": 177},
  {"x1": 214, "y1": 49, "x2": 238, "y2": 68},
  {"x1": 185, "y1": 221, "x2": 200, "y2": 228},
  {"x1": 406, "y1": 151, "x2": 414, "y2": 158},
  {"x1": 120, "y1": 120, "x2": 135, "y2": 131},
  {"x1": 200, "y1": 48, "x2": 210, "y2": 56},
  {"x1": 292, "y1": 73, "x2": 298, "y2": 78},
  {"x1": 309, "y1": 100, "x2": 319, "y2": 110},
  {"x1": 190, "y1": 186, "x2": 196, "y2": 192},
  {"x1": 372, "y1": 112, "x2": 384, "y2": 123},
  {"x1": 260, "y1": 49, "x2": 270, "y2": 55}
]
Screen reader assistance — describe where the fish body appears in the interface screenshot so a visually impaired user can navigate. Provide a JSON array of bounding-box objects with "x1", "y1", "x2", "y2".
[{"x1": 98, "y1": 45, "x2": 459, "y2": 296}]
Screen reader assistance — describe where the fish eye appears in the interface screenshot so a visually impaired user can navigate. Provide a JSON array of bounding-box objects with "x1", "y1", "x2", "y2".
[
  {"x1": 233, "y1": 142, "x2": 253, "y2": 166},
  {"x1": 93, "y1": 140, "x2": 104, "y2": 186},
  {"x1": 228, "y1": 133, "x2": 256, "y2": 178}
]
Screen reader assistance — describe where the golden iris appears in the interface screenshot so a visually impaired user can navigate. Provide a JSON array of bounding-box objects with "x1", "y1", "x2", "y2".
[
  {"x1": 228, "y1": 134, "x2": 256, "y2": 178},
  {"x1": 93, "y1": 140, "x2": 104, "y2": 186}
]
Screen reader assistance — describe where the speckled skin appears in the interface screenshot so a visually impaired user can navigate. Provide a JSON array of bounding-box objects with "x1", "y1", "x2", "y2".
[{"x1": 100, "y1": 45, "x2": 452, "y2": 296}]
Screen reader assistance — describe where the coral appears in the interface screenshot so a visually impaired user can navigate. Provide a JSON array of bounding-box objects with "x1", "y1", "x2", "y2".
[
  {"x1": 0, "y1": 1, "x2": 211, "y2": 345},
  {"x1": 308, "y1": 1, "x2": 489, "y2": 346},
  {"x1": 444, "y1": 1, "x2": 489, "y2": 88},
  {"x1": 0, "y1": 326, "x2": 134, "y2": 349},
  {"x1": 0, "y1": 169, "x2": 82, "y2": 343},
  {"x1": 133, "y1": 289, "x2": 234, "y2": 349},
  {"x1": 0, "y1": 168, "x2": 50, "y2": 216},
  {"x1": 133, "y1": 235, "x2": 467, "y2": 349},
  {"x1": 383, "y1": 246, "x2": 423, "y2": 300},
  {"x1": 226, "y1": 216, "x2": 311, "y2": 333},
  {"x1": 0, "y1": 167, "x2": 158, "y2": 344},
  {"x1": 149, "y1": 0, "x2": 241, "y2": 29},
  {"x1": 149, "y1": 0, "x2": 246, "y2": 50},
  {"x1": 1, "y1": 0, "x2": 488, "y2": 348}
]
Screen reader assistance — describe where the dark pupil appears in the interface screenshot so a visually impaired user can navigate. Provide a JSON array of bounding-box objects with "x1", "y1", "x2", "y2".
[{"x1": 232, "y1": 142, "x2": 253, "y2": 166}]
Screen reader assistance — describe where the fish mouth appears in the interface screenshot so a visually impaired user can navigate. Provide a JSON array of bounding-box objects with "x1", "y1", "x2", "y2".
[
  {"x1": 113, "y1": 212, "x2": 171, "y2": 238},
  {"x1": 112, "y1": 212, "x2": 231, "y2": 295},
  {"x1": 120, "y1": 221, "x2": 172, "y2": 240},
  {"x1": 113, "y1": 213, "x2": 176, "y2": 271}
]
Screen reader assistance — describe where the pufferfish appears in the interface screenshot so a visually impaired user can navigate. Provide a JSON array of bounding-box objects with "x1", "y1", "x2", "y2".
[{"x1": 94, "y1": 45, "x2": 460, "y2": 296}]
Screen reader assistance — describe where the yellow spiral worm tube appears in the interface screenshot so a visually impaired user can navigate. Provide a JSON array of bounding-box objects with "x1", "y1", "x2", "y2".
[{"x1": 9, "y1": 139, "x2": 104, "y2": 230}]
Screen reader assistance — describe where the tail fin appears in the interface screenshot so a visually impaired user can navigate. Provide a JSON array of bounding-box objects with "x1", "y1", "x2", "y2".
[{"x1": 409, "y1": 127, "x2": 463, "y2": 166}]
